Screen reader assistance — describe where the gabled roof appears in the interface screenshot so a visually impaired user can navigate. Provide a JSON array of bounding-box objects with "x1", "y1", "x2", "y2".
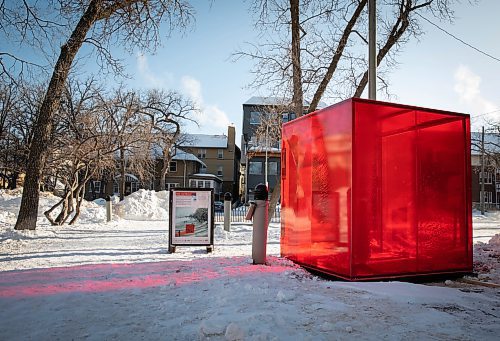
[
  {"x1": 172, "y1": 149, "x2": 206, "y2": 167},
  {"x1": 179, "y1": 134, "x2": 228, "y2": 148}
]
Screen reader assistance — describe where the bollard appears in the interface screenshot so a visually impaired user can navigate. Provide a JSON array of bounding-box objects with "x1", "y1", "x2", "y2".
[
  {"x1": 224, "y1": 192, "x2": 232, "y2": 232},
  {"x1": 252, "y1": 183, "x2": 269, "y2": 265},
  {"x1": 105, "y1": 195, "x2": 112, "y2": 222}
]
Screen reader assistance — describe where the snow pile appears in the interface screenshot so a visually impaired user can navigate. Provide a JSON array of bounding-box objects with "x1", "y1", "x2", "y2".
[
  {"x1": 474, "y1": 234, "x2": 500, "y2": 283},
  {"x1": 113, "y1": 189, "x2": 169, "y2": 221}
]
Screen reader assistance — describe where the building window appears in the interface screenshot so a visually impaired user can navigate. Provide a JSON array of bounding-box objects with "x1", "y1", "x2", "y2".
[
  {"x1": 197, "y1": 180, "x2": 204, "y2": 188},
  {"x1": 282, "y1": 113, "x2": 289, "y2": 123},
  {"x1": 289, "y1": 113, "x2": 297, "y2": 121},
  {"x1": 217, "y1": 165, "x2": 223, "y2": 176},
  {"x1": 131, "y1": 182, "x2": 140, "y2": 193},
  {"x1": 249, "y1": 161, "x2": 262, "y2": 175},
  {"x1": 250, "y1": 111, "x2": 261, "y2": 125},
  {"x1": 198, "y1": 149, "x2": 206, "y2": 159},
  {"x1": 169, "y1": 161, "x2": 177, "y2": 172},
  {"x1": 204, "y1": 181, "x2": 211, "y2": 188},
  {"x1": 165, "y1": 183, "x2": 178, "y2": 190},
  {"x1": 190, "y1": 180, "x2": 196, "y2": 187},
  {"x1": 481, "y1": 191, "x2": 493, "y2": 203},
  {"x1": 217, "y1": 149, "x2": 224, "y2": 159},
  {"x1": 93, "y1": 181, "x2": 101, "y2": 194},
  {"x1": 269, "y1": 161, "x2": 278, "y2": 175},
  {"x1": 480, "y1": 171, "x2": 493, "y2": 184}
]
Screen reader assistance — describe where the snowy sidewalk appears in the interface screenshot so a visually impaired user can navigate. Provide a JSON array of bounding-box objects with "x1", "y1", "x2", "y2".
[{"x1": 1, "y1": 190, "x2": 499, "y2": 340}]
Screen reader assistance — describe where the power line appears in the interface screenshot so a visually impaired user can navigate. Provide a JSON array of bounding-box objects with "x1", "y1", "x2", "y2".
[
  {"x1": 471, "y1": 109, "x2": 500, "y2": 123},
  {"x1": 473, "y1": 109, "x2": 500, "y2": 119},
  {"x1": 416, "y1": 13, "x2": 500, "y2": 63}
]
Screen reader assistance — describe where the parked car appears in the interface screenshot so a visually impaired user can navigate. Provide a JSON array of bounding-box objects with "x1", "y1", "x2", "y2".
[{"x1": 214, "y1": 201, "x2": 224, "y2": 212}]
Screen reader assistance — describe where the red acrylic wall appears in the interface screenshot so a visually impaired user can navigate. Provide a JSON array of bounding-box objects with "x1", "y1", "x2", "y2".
[{"x1": 281, "y1": 98, "x2": 472, "y2": 280}]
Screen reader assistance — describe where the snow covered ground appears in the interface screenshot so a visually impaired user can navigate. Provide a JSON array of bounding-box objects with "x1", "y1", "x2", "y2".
[{"x1": 0, "y1": 189, "x2": 499, "y2": 340}]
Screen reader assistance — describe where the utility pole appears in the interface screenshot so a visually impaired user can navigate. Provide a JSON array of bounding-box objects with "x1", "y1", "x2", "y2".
[
  {"x1": 481, "y1": 126, "x2": 485, "y2": 214},
  {"x1": 265, "y1": 123, "x2": 269, "y2": 188},
  {"x1": 368, "y1": 0, "x2": 376, "y2": 100}
]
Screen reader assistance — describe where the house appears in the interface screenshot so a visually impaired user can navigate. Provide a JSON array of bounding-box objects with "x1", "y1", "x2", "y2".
[
  {"x1": 471, "y1": 132, "x2": 500, "y2": 209},
  {"x1": 161, "y1": 149, "x2": 208, "y2": 190},
  {"x1": 85, "y1": 126, "x2": 240, "y2": 201},
  {"x1": 175, "y1": 125, "x2": 241, "y2": 201},
  {"x1": 85, "y1": 149, "x2": 206, "y2": 200},
  {"x1": 241, "y1": 96, "x2": 324, "y2": 201}
]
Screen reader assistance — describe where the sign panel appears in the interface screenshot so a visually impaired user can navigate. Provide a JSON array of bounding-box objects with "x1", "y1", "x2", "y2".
[{"x1": 169, "y1": 188, "x2": 214, "y2": 247}]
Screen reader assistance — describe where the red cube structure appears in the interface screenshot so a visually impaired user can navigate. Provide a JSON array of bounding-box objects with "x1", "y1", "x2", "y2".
[{"x1": 281, "y1": 98, "x2": 472, "y2": 280}]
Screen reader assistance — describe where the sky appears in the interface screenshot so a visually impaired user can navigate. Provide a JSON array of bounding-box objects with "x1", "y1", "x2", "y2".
[
  {"x1": 2, "y1": 1, "x2": 499, "y2": 146},
  {"x1": 120, "y1": 0, "x2": 500, "y2": 145}
]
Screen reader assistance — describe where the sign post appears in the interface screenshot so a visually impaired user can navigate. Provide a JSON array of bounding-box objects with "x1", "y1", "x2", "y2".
[{"x1": 168, "y1": 188, "x2": 214, "y2": 253}]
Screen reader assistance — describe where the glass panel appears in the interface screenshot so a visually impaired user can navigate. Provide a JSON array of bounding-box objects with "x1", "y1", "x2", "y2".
[
  {"x1": 282, "y1": 98, "x2": 471, "y2": 280},
  {"x1": 281, "y1": 100, "x2": 352, "y2": 278}
]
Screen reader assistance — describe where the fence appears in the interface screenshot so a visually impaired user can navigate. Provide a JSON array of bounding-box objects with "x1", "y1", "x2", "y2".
[{"x1": 214, "y1": 205, "x2": 281, "y2": 223}]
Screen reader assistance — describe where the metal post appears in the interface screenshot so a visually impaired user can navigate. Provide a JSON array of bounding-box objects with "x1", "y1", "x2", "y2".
[
  {"x1": 105, "y1": 195, "x2": 112, "y2": 222},
  {"x1": 224, "y1": 192, "x2": 232, "y2": 232},
  {"x1": 481, "y1": 126, "x2": 485, "y2": 214},
  {"x1": 243, "y1": 134, "x2": 249, "y2": 203},
  {"x1": 252, "y1": 183, "x2": 269, "y2": 264},
  {"x1": 368, "y1": 0, "x2": 377, "y2": 100}
]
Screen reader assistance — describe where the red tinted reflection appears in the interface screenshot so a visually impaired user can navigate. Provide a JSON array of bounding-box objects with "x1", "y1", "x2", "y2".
[{"x1": 281, "y1": 98, "x2": 472, "y2": 280}]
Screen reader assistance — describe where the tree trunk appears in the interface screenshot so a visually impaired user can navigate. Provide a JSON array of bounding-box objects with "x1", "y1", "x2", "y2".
[
  {"x1": 290, "y1": 0, "x2": 303, "y2": 118},
  {"x1": 309, "y1": 0, "x2": 367, "y2": 112},
  {"x1": 268, "y1": 180, "x2": 281, "y2": 224},
  {"x1": 14, "y1": 0, "x2": 102, "y2": 230},
  {"x1": 268, "y1": 0, "x2": 303, "y2": 223},
  {"x1": 45, "y1": 193, "x2": 68, "y2": 226},
  {"x1": 9, "y1": 172, "x2": 18, "y2": 190},
  {"x1": 353, "y1": 3, "x2": 411, "y2": 97},
  {"x1": 119, "y1": 147, "x2": 125, "y2": 200},
  {"x1": 69, "y1": 166, "x2": 92, "y2": 225}
]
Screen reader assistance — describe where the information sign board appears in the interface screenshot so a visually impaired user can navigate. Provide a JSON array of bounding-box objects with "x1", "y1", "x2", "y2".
[{"x1": 169, "y1": 188, "x2": 214, "y2": 252}]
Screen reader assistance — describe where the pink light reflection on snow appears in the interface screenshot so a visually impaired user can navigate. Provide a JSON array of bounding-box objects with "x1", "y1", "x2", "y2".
[{"x1": 0, "y1": 257, "x2": 290, "y2": 298}]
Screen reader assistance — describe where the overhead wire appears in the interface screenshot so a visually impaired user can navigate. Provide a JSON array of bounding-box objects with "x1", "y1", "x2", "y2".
[{"x1": 415, "y1": 13, "x2": 500, "y2": 63}]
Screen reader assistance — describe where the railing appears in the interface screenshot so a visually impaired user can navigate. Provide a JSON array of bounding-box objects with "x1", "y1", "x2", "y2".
[{"x1": 214, "y1": 205, "x2": 281, "y2": 223}]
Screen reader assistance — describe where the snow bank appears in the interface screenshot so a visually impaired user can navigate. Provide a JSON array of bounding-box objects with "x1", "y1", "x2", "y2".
[
  {"x1": 114, "y1": 189, "x2": 169, "y2": 221},
  {"x1": 473, "y1": 233, "x2": 500, "y2": 283}
]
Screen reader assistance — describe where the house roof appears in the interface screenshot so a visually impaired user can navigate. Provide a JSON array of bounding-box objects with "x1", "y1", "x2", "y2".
[
  {"x1": 179, "y1": 134, "x2": 228, "y2": 148},
  {"x1": 248, "y1": 146, "x2": 281, "y2": 153},
  {"x1": 190, "y1": 173, "x2": 223, "y2": 182},
  {"x1": 244, "y1": 96, "x2": 289, "y2": 106},
  {"x1": 243, "y1": 96, "x2": 327, "y2": 109},
  {"x1": 172, "y1": 149, "x2": 206, "y2": 167}
]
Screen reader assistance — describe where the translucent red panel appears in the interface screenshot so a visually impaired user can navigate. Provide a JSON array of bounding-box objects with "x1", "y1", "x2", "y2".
[{"x1": 281, "y1": 98, "x2": 472, "y2": 280}]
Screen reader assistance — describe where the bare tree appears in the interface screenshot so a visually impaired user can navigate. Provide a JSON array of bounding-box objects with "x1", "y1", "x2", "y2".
[
  {"x1": 43, "y1": 77, "x2": 115, "y2": 225},
  {"x1": 240, "y1": 0, "x2": 462, "y2": 218},
  {"x1": 238, "y1": 0, "x2": 459, "y2": 110},
  {"x1": 0, "y1": 80, "x2": 44, "y2": 189},
  {"x1": 142, "y1": 89, "x2": 198, "y2": 190},
  {"x1": 0, "y1": 83, "x2": 17, "y2": 188},
  {"x1": 7, "y1": 0, "x2": 195, "y2": 230},
  {"x1": 98, "y1": 87, "x2": 155, "y2": 201}
]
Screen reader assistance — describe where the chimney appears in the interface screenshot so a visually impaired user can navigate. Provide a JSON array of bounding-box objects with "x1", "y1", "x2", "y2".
[{"x1": 228, "y1": 125, "x2": 235, "y2": 150}]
